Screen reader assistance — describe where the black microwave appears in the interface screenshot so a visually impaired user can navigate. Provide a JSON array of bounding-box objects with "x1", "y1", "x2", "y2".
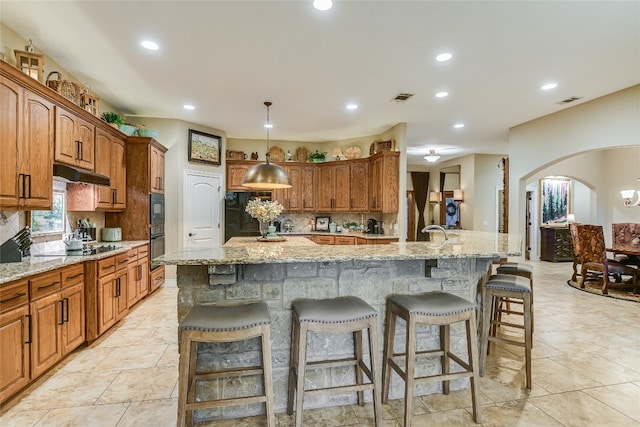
[{"x1": 150, "y1": 193, "x2": 165, "y2": 225}]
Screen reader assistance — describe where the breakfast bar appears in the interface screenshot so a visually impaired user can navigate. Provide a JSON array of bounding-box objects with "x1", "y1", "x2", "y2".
[{"x1": 153, "y1": 231, "x2": 521, "y2": 422}]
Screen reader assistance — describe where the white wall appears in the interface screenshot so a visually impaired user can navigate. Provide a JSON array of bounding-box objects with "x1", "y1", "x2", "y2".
[{"x1": 509, "y1": 85, "x2": 640, "y2": 249}]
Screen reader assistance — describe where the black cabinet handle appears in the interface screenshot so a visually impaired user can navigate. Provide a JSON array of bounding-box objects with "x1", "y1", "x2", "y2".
[
  {"x1": 25, "y1": 314, "x2": 32, "y2": 344},
  {"x1": 38, "y1": 281, "x2": 60, "y2": 291},
  {"x1": 27, "y1": 174, "x2": 32, "y2": 199},
  {"x1": 67, "y1": 273, "x2": 83, "y2": 280},
  {"x1": 63, "y1": 298, "x2": 69, "y2": 323}
]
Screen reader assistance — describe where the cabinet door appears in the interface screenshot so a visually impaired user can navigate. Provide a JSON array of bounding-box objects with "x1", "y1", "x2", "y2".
[
  {"x1": 137, "y1": 257, "x2": 149, "y2": 299},
  {"x1": 226, "y1": 163, "x2": 252, "y2": 190},
  {"x1": 369, "y1": 156, "x2": 382, "y2": 211},
  {"x1": 0, "y1": 76, "x2": 22, "y2": 208},
  {"x1": 127, "y1": 261, "x2": 140, "y2": 307},
  {"x1": 317, "y1": 166, "x2": 335, "y2": 211},
  {"x1": 150, "y1": 266, "x2": 165, "y2": 293},
  {"x1": 333, "y1": 163, "x2": 351, "y2": 211},
  {"x1": 150, "y1": 145, "x2": 165, "y2": 194},
  {"x1": 30, "y1": 293, "x2": 62, "y2": 378},
  {"x1": 286, "y1": 166, "x2": 302, "y2": 211},
  {"x1": 61, "y1": 283, "x2": 85, "y2": 355},
  {"x1": 349, "y1": 161, "x2": 369, "y2": 211},
  {"x1": 300, "y1": 166, "x2": 316, "y2": 211},
  {"x1": 95, "y1": 129, "x2": 114, "y2": 208},
  {"x1": 21, "y1": 90, "x2": 54, "y2": 209},
  {"x1": 111, "y1": 138, "x2": 127, "y2": 209},
  {"x1": 55, "y1": 107, "x2": 95, "y2": 171},
  {"x1": 76, "y1": 116, "x2": 95, "y2": 171},
  {"x1": 97, "y1": 274, "x2": 116, "y2": 335},
  {"x1": 0, "y1": 304, "x2": 30, "y2": 403},
  {"x1": 114, "y1": 269, "x2": 128, "y2": 321}
]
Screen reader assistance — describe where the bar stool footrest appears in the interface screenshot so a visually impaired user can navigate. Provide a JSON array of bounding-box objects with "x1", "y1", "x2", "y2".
[{"x1": 185, "y1": 394, "x2": 267, "y2": 411}]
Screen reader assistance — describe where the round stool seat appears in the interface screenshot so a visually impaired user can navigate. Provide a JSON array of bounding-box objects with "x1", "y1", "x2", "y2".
[
  {"x1": 486, "y1": 274, "x2": 531, "y2": 293},
  {"x1": 389, "y1": 292, "x2": 475, "y2": 316},
  {"x1": 180, "y1": 302, "x2": 270, "y2": 332},
  {"x1": 292, "y1": 296, "x2": 377, "y2": 324},
  {"x1": 496, "y1": 262, "x2": 533, "y2": 275}
]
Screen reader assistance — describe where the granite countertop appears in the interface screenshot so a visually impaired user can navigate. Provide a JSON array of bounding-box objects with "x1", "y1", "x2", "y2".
[
  {"x1": 281, "y1": 231, "x2": 399, "y2": 240},
  {"x1": 154, "y1": 231, "x2": 521, "y2": 266},
  {"x1": 223, "y1": 236, "x2": 317, "y2": 247},
  {"x1": 0, "y1": 241, "x2": 149, "y2": 285}
]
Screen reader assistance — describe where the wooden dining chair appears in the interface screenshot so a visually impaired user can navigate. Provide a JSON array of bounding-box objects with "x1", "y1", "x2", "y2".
[
  {"x1": 569, "y1": 222, "x2": 582, "y2": 282},
  {"x1": 612, "y1": 223, "x2": 640, "y2": 266},
  {"x1": 577, "y1": 224, "x2": 639, "y2": 294}
]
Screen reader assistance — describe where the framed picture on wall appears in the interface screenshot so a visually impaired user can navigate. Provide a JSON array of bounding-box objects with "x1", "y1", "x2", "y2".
[
  {"x1": 188, "y1": 129, "x2": 222, "y2": 165},
  {"x1": 540, "y1": 177, "x2": 571, "y2": 225}
]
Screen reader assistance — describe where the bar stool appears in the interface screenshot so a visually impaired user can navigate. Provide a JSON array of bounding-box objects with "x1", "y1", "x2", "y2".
[
  {"x1": 177, "y1": 303, "x2": 275, "y2": 427},
  {"x1": 287, "y1": 296, "x2": 382, "y2": 427},
  {"x1": 382, "y1": 291, "x2": 481, "y2": 427},
  {"x1": 480, "y1": 274, "x2": 532, "y2": 389},
  {"x1": 495, "y1": 261, "x2": 534, "y2": 333}
]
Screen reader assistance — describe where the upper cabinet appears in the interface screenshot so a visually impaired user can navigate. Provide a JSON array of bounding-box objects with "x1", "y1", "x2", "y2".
[
  {"x1": 0, "y1": 69, "x2": 54, "y2": 210},
  {"x1": 369, "y1": 151, "x2": 399, "y2": 213},
  {"x1": 226, "y1": 162, "x2": 253, "y2": 190},
  {"x1": 150, "y1": 144, "x2": 165, "y2": 194},
  {"x1": 55, "y1": 106, "x2": 95, "y2": 171},
  {"x1": 271, "y1": 164, "x2": 317, "y2": 212}
]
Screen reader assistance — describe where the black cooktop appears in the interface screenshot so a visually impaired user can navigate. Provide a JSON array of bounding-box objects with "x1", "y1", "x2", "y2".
[{"x1": 34, "y1": 244, "x2": 123, "y2": 257}]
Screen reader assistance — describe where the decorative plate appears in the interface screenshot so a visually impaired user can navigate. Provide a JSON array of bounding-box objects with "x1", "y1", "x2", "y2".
[
  {"x1": 296, "y1": 146, "x2": 310, "y2": 162},
  {"x1": 268, "y1": 146, "x2": 285, "y2": 162},
  {"x1": 345, "y1": 146, "x2": 362, "y2": 159}
]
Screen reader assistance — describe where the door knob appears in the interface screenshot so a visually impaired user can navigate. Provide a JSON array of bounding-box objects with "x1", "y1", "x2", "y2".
[{"x1": 188, "y1": 232, "x2": 197, "y2": 237}]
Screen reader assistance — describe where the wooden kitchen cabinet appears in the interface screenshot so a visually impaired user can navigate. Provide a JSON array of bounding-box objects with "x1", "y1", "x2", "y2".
[
  {"x1": 318, "y1": 162, "x2": 350, "y2": 212},
  {"x1": 55, "y1": 106, "x2": 95, "y2": 171},
  {"x1": 226, "y1": 162, "x2": 254, "y2": 190},
  {"x1": 94, "y1": 253, "x2": 129, "y2": 337},
  {"x1": 349, "y1": 161, "x2": 369, "y2": 211},
  {"x1": 60, "y1": 264, "x2": 85, "y2": 355},
  {"x1": 300, "y1": 165, "x2": 317, "y2": 211},
  {"x1": 0, "y1": 279, "x2": 30, "y2": 403},
  {"x1": 314, "y1": 235, "x2": 335, "y2": 245},
  {"x1": 96, "y1": 129, "x2": 127, "y2": 210},
  {"x1": 127, "y1": 245, "x2": 149, "y2": 307},
  {"x1": 540, "y1": 226, "x2": 572, "y2": 262},
  {"x1": 369, "y1": 151, "x2": 399, "y2": 213},
  {"x1": 29, "y1": 270, "x2": 63, "y2": 378},
  {"x1": 149, "y1": 266, "x2": 165, "y2": 293},
  {"x1": 150, "y1": 144, "x2": 166, "y2": 194},
  {"x1": 0, "y1": 68, "x2": 54, "y2": 210},
  {"x1": 334, "y1": 235, "x2": 356, "y2": 245}
]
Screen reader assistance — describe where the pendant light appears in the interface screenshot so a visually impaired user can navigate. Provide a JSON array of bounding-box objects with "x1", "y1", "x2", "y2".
[{"x1": 242, "y1": 101, "x2": 292, "y2": 189}]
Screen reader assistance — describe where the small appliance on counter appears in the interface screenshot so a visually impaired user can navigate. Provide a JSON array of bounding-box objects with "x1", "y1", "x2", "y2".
[
  {"x1": 101, "y1": 227, "x2": 122, "y2": 242},
  {"x1": 367, "y1": 218, "x2": 383, "y2": 235}
]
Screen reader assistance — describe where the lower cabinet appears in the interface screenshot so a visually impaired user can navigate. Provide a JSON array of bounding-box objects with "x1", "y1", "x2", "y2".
[
  {"x1": 149, "y1": 266, "x2": 165, "y2": 293},
  {"x1": 97, "y1": 253, "x2": 129, "y2": 336},
  {"x1": 313, "y1": 234, "x2": 398, "y2": 245},
  {"x1": 127, "y1": 245, "x2": 149, "y2": 307},
  {"x1": 0, "y1": 279, "x2": 30, "y2": 403},
  {"x1": 540, "y1": 226, "x2": 572, "y2": 262}
]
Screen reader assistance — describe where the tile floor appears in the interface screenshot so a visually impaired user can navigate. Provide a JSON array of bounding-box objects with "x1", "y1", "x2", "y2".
[{"x1": 1, "y1": 260, "x2": 639, "y2": 426}]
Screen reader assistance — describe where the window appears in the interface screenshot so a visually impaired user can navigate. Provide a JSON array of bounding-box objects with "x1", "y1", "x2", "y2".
[{"x1": 30, "y1": 190, "x2": 65, "y2": 235}]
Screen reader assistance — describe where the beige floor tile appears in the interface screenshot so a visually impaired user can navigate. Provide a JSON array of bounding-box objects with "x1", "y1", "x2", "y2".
[
  {"x1": 34, "y1": 402, "x2": 129, "y2": 427},
  {"x1": 409, "y1": 407, "x2": 479, "y2": 426},
  {"x1": 96, "y1": 367, "x2": 178, "y2": 404},
  {"x1": 530, "y1": 390, "x2": 639, "y2": 426},
  {"x1": 0, "y1": 408, "x2": 48, "y2": 426},
  {"x1": 156, "y1": 343, "x2": 179, "y2": 368},
  {"x1": 549, "y1": 352, "x2": 640, "y2": 385},
  {"x1": 478, "y1": 361, "x2": 550, "y2": 402},
  {"x1": 582, "y1": 383, "x2": 640, "y2": 422},
  {"x1": 94, "y1": 343, "x2": 168, "y2": 371},
  {"x1": 530, "y1": 358, "x2": 603, "y2": 394},
  {"x1": 419, "y1": 387, "x2": 493, "y2": 412},
  {"x1": 117, "y1": 398, "x2": 177, "y2": 427},
  {"x1": 277, "y1": 405, "x2": 359, "y2": 426},
  {"x1": 479, "y1": 400, "x2": 563, "y2": 426}
]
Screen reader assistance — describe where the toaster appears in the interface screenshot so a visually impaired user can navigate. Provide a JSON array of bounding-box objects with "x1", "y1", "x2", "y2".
[{"x1": 101, "y1": 227, "x2": 122, "y2": 242}]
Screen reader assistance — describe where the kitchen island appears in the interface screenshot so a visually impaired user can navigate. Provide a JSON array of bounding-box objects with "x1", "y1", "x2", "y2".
[{"x1": 153, "y1": 231, "x2": 521, "y2": 421}]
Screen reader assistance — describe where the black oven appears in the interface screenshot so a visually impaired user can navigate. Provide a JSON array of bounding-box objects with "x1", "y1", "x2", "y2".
[
  {"x1": 150, "y1": 224, "x2": 165, "y2": 270},
  {"x1": 150, "y1": 193, "x2": 165, "y2": 225}
]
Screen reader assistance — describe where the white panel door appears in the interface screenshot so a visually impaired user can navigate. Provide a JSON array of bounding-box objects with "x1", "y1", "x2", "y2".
[{"x1": 183, "y1": 171, "x2": 222, "y2": 247}]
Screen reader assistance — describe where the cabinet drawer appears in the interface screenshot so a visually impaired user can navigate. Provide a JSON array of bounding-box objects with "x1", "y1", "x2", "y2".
[
  {"x1": 115, "y1": 253, "x2": 129, "y2": 271},
  {"x1": 61, "y1": 264, "x2": 84, "y2": 287},
  {"x1": 29, "y1": 270, "x2": 62, "y2": 301},
  {"x1": 314, "y1": 235, "x2": 335, "y2": 245},
  {"x1": 150, "y1": 266, "x2": 165, "y2": 292},
  {"x1": 0, "y1": 279, "x2": 29, "y2": 314},
  {"x1": 136, "y1": 245, "x2": 149, "y2": 259},
  {"x1": 127, "y1": 249, "x2": 138, "y2": 263},
  {"x1": 334, "y1": 236, "x2": 356, "y2": 245},
  {"x1": 97, "y1": 256, "x2": 116, "y2": 277}
]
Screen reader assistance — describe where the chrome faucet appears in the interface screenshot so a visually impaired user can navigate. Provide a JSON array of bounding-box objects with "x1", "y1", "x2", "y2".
[{"x1": 421, "y1": 224, "x2": 449, "y2": 240}]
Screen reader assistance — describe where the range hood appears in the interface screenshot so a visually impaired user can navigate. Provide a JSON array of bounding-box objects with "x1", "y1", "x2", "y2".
[{"x1": 53, "y1": 163, "x2": 111, "y2": 187}]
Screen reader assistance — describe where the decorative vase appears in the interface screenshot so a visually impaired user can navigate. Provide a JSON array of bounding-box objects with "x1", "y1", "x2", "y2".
[
  {"x1": 259, "y1": 221, "x2": 270, "y2": 238},
  {"x1": 268, "y1": 225, "x2": 276, "y2": 235}
]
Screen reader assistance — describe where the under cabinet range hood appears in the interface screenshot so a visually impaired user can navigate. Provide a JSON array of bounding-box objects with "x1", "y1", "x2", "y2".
[{"x1": 53, "y1": 163, "x2": 111, "y2": 187}]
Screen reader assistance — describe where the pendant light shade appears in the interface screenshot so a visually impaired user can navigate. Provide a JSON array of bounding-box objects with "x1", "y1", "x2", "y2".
[{"x1": 242, "y1": 101, "x2": 292, "y2": 189}]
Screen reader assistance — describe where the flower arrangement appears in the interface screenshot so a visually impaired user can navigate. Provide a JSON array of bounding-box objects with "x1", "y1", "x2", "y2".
[{"x1": 245, "y1": 198, "x2": 283, "y2": 223}]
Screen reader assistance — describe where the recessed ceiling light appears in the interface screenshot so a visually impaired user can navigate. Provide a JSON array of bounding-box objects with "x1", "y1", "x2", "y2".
[
  {"x1": 140, "y1": 40, "x2": 159, "y2": 50},
  {"x1": 264, "y1": 123, "x2": 273, "y2": 129},
  {"x1": 435, "y1": 91, "x2": 449, "y2": 98},
  {"x1": 436, "y1": 53, "x2": 452, "y2": 62},
  {"x1": 541, "y1": 83, "x2": 558, "y2": 90},
  {"x1": 313, "y1": 0, "x2": 332, "y2": 11},
  {"x1": 183, "y1": 105, "x2": 195, "y2": 110},
  {"x1": 346, "y1": 104, "x2": 358, "y2": 110},
  {"x1": 453, "y1": 123, "x2": 465, "y2": 129}
]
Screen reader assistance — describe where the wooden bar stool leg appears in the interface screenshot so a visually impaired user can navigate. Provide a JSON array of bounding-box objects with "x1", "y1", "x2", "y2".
[
  {"x1": 440, "y1": 324, "x2": 450, "y2": 395},
  {"x1": 404, "y1": 316, "x2": 417, "y2": 427},
  {"x1": 354, "y1": 330, "x2": 364, "y2": 405},
  {"x1": 295, "y1": 322, "x2": 309, "y2": 427},
  {"x1": 466, "y1": 313, "x2": 482, "y2": 423},
  {"x1": 177, "y1": 332, "x2": 190, "y2": 427},
  {"x1": 261, "y1": 325, "x2": 276, "y2": 427},
  {"x1": 479, "y1": 291, "x2": 492, "y2": 377},
  {"x1": 287, "y1": 315, "x2": 299, "y2": 416},
  {"x1": 382, "y1": 303, "x2": 396, "y2": 403},
  {"x1": 367, "y1": 318, "x2": 383, "y2": 427},
  {"x1": 523, "y1": 293, "x2": 532, "y2": 390}
]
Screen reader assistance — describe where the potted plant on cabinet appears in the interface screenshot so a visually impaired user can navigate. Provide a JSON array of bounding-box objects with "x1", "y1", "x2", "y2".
[
  {"x1": 309, "y1": 150, "x2": 327, "y2": 163},
  {"x1": 101, "y1": 112, "x2": 124, "y2": 129}
]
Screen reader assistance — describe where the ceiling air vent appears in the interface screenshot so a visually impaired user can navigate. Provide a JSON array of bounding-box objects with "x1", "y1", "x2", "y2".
[
  {"x1": 391, "y1": 92, "x2": 415, "y2": 102},
  {"x1": 556, "y1": 96, "x2": 583, "y2": 105}
]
